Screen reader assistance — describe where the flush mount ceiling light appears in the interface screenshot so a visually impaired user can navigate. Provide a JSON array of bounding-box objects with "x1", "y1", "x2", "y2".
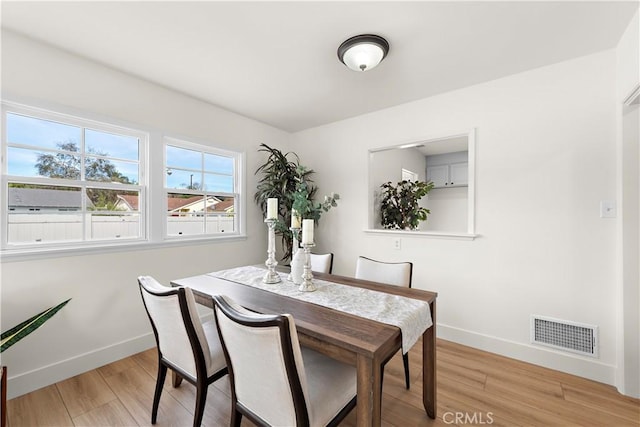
[{"x1": 337, "y1": 34, "x2": 389, "y2": 72}]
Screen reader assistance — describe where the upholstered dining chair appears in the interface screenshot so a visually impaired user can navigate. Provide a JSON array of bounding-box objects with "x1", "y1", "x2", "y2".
[
  {"x1": 138, "y1": 276, "x2": 227, "y2": 427},
  {"x1": 212, "y1": 294, "x2": 357, "y2": 427},
  {"x1": 355, "y1": 256, "x2": 413, "y2": 389},
  {"x1": 309, "y1": 253, "x2": 334, "y2": 274}
]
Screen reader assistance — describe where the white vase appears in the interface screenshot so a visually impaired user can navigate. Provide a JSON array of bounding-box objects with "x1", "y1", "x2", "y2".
[{"x1": 290, "y1": 247, "x2": 305, "y2": 285}]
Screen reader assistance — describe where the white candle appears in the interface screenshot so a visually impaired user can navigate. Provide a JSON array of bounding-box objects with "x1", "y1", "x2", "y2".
[
  {"x1": 267, "y1": 198, "x2": 278, "y2": 219},
  {"x1": 302, "y1": 219, "x2": 314, "y2": 244},
  {"x1": 291, "y1": 209, "x2": 301, "y2": 228}
]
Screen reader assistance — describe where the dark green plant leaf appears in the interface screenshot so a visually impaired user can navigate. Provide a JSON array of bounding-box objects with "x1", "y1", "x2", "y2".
[
  {"x1": 254, "y1": 143, "x2": 338, "y2": 260},
  {"x1": 1, "y1": 299, "x2": 71, "y2": 353},
  {"x1": 380, "y1": 180, "x2": 433, "y2": 229}
]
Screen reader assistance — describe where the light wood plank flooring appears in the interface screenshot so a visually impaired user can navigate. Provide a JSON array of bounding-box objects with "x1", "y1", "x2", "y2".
[{"x1": 7, "y1": 339, "x2": 639, "y2": 426}]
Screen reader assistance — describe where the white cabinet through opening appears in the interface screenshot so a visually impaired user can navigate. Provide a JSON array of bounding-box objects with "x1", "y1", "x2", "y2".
[
  {"x1": 426, "y1": 165, "x2": 448, "y2": 187},
  {"x1": 449, "y1": 162, "x2": 468, "y2": 187},
  {"x1": 425, "y1": 151, "x2": 468, "y2": 188}
]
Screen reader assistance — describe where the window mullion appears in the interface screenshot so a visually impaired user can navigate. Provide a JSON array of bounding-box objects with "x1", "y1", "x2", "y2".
[{"x1": 81, "y1": 128, "x2": 87, "y2": 241}]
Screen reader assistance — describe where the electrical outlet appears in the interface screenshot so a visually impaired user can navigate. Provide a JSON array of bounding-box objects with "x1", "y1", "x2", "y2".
[
  {"x1": 600, "y1": 201, "x2": 616, "y2": 218},
  {"x1": 393, "y1": 238, "x2": 401, "y2": 250}
]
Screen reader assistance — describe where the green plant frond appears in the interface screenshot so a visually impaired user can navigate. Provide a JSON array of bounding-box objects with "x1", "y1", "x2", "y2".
[
  {"x1": 1, "y1": 298, "x2": 71, "y2": 353},
  {"x1": 254, "y1": 143, "x2": 339, "y2": 260}
]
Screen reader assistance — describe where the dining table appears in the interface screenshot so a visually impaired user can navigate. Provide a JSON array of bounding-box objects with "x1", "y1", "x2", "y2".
[{"x1": 171, "y1": 265, "x2": 437, "y2": 427}]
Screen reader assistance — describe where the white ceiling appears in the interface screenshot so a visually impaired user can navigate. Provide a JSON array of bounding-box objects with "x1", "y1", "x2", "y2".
[{"x1": 1, "y1": 1, "x2": 637, "y2": 133}]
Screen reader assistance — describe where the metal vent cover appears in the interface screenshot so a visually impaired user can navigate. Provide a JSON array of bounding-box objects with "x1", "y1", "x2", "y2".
[{"x1": 531, "y1": 315, "x2": 598, "y2": 358}]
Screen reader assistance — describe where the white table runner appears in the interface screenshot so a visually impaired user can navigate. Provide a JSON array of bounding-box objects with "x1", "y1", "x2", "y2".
[{"x1": 207, "y1": 265, "x2": 432, "y2": 354}]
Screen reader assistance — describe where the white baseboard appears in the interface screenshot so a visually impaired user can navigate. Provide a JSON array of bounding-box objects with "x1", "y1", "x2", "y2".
[
  {"x1": 437, "y1": 323, "x2": 616, "y2": 386},
  {"x1": 6, "y1": 333, "x2": 156, "y2": 399}
]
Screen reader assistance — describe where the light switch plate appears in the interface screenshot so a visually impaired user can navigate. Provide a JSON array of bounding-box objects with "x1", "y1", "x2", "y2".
[{"x1": 600, "y1": 201, "x2": 616, "y2": 218}]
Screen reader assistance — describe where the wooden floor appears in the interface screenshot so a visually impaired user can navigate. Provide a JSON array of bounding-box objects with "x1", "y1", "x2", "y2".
[{"x1": 7, "y1": 339, "x2": 639, "y2": 426}]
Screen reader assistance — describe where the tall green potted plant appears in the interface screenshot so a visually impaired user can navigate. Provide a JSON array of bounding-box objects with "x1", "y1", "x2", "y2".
[
  {"x1": 380, "y1": 180, "x2": 434, "y2": 230},
  {"x1": 254, "y1": 143, "x2": 338, "y2": 260}
]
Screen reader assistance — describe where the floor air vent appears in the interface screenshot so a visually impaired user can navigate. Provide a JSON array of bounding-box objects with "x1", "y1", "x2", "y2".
[{"x1": 531, "y1": 316, "x2": 598, "y2": 357}]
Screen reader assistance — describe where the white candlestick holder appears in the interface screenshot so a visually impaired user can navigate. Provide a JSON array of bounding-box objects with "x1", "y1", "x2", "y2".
[
  {"x1": 287, "y1": 227, "x2": 301, "y2": 281},
  {"x1": 263, "y1": 218, "x2": 281, "y2": 284},
  {"x1": 299, "y1": 242, "x2": 316, "y2": 292}
]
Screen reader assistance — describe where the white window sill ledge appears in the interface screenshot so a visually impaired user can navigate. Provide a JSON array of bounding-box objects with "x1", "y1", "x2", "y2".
[
  {"x1": 0, "y1": 234, "x2": 247, "y2": 262},
  {"x1": 364, "y1": 229, "x2": 478, "y2": 240}
]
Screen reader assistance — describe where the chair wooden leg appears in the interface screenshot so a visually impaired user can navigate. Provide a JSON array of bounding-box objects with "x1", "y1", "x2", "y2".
[
  {"x1": 230, "y1": 404, "x2": 242, "y2": 427},
  {"x1": 403, "y1": 352, "x2": 410, "y2": 389},
  {"x1": 152, "y1": 363, "x2": 167, "y2": 424},
  {"x1": 193, "y1": 379, "x2": 208, "y2": 427},
  {"x1": 172, "y1": 370, "x2": 183, "y2": 387}
]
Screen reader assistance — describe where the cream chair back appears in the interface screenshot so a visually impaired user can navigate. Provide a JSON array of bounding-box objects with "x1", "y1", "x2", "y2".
[
  {"x1": 310, "y1": 253, "x2": 334, "y2": 274},
  {"x1": 138, "y1": 276, "x2": 211, "y2": 380},
  {"x1": 213, "y1": 295, "x2": 310, "y2": 426},
  {"x1": 355, "y1": 256, "x2": 412, "y2": 288}
]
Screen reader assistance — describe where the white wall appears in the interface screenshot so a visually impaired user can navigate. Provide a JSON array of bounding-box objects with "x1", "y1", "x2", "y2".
[
  {"x1": 0, "y1": 30, "x2": 290, "y2": 398},
  {"x1": 423, "y1": 186, "x2": 468, "y2": 233},
  {"x1": 292, "y1": 50, "x2": 620, "y2": 384},
  {"x1": 615, "y1": 9, "x2": 640, "y2": 398}
]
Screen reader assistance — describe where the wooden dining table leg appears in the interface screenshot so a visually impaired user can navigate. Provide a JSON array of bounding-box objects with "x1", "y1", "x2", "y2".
[
  {"x1": 423, "y1": 299, "x2": 437, "y2": 418},
  {"x1": 171, "y1": 370, "x2": 183, "y2": 387},
  {"x1": 356, "y1": 353, "x2": 382, "y2": 426}
]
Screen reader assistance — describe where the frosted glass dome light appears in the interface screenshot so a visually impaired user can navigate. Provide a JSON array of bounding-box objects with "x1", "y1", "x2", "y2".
[{"x1": 337, "y1": 34, "x2": 389, "y2": 72}]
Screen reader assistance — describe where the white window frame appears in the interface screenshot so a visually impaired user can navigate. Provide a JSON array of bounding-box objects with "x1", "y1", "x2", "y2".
[
  {"x1": 1, "y1": 101, "x2": 148, "y2": 252},
  {"x1": 1, "y1": 99, "x2": 247, "y2": 261},
  {"x1": 163, "y1": 136, "x2": 243, "y2": 241}
]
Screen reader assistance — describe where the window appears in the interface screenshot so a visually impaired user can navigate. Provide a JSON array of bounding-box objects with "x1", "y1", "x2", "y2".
[
  {"x1": 1, "y1": 100, "x2": 245, "y2": 256},
  {"x1": 165, "y1": 138, "x2": 240, "y2": 238},
  {"x1": 2, "y1": 104, "x2": 146, "y2": 248}
]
